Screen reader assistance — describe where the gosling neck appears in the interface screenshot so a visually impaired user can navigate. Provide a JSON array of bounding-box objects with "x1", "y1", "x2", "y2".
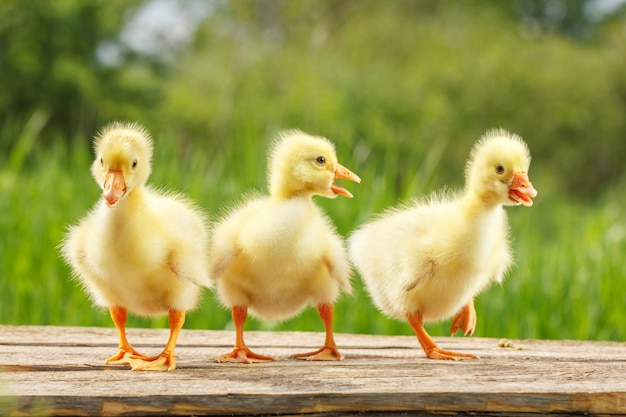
[
  {"x1": 460, "y1": 186, "x2": 503, "y2": 219},
  {"x1": 270, "y1": 181, "x2": 316, "y2": 201}
]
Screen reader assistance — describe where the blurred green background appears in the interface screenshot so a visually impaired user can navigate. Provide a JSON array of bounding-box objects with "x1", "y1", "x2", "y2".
[{"x1": 1, "y1": 0, "x2": 625, "y2": 342}]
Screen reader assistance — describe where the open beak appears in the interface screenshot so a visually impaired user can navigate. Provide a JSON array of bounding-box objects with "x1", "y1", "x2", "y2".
[
  {"x1": 103, "y1": 170, "x2": 126, "y2": 208},
  {"x1": 509, "y1": 172, "x2": 537, "y2": 207},
  {"x1": 331, "y1": 163, "x2": 361, "y2": 198}
]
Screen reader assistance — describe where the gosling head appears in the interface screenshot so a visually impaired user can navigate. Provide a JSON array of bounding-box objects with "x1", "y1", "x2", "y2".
[
  {"x1": 268, "y1": 130, "x2": 361, "y2": 200},
  {"x1": 91, "y1": 122, "x2": 154, "y2": 208},
  {"x1": 465, "y1": 128, "x2": 537, "y2": 207}
]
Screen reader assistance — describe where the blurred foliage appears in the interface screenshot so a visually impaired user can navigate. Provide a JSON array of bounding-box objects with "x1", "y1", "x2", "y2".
[
  {"x1": 1, "y1": 0, "x2": 625, "y2": 199},
  {"x1": 165, "y1": 0, "x2": 626, "y2": 200},
  {"x1": 0, "y1": 0, "x2": 147, "y2": 145},
  {"x1": 2, "y1": 0, "x2": 626, "y2": 340}
]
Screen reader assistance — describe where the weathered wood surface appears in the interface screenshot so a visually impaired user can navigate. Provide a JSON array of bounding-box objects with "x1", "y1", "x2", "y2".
[{"x1": 1, "y1": 325, "x2": 625, "y2": 416}]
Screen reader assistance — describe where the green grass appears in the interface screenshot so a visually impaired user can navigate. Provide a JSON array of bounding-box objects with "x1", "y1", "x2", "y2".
[{"x1": 1, "y1": 127, "x2": 625, "y2": 343}]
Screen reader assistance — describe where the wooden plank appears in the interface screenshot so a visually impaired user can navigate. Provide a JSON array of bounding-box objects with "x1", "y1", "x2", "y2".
[{"x1": 1, "y1": 325, "x2": 625, "y2": 416}]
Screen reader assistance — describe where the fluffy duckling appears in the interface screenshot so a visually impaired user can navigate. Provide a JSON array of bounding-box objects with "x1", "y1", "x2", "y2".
[
  {"x1": 348, "y1": 129, "x2": 537, "y2": 360},
  {"x1": 61, "y1": 122, "x2": 210, "y2": 371},
  {"x1": 210, "y1": 130, "x2": 360, "y2": 364}
]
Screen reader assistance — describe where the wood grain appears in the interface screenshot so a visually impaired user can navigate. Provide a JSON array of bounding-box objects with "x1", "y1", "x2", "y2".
[{"x1": 1, "y1": 325, "x2": 625, "y2": 416}]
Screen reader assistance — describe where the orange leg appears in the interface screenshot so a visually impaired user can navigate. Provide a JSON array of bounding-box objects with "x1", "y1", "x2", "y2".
[
  {"x1": 293, "y1": 303, "x2": 344, "y2": 361},
  {"x1": 406, "y1": 311, "x2": 478, "y2": 360},
  {"x1": 105, "y1": 306, "x2": 148, "y2": 366},
  {"x1": 450, "y1": 299, "x2": 477, "y2": 336},
  {"x1": 128, "y1": 309, "x2": 186, "y2": 371},
  {"x1": 219, "y1": 305, "x2": 274, "y2": 364}
]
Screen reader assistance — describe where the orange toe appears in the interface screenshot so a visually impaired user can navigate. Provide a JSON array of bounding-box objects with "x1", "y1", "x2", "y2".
[
  {"x1": 293, "y1": 345, "x2": 344, "y2": 361},
  {"x1": 450, "y1": 300, "x2": 477, "y2": 336},
  {"x1": 128, "y1": 353, "x2": 176, "y2": 371},
  {"x1": 105, "y1": 348, "x2": 149, "y2": 365},
  {"x1": 219, "y1": 347, "x2": 274, "y2": 364},
  {"x1": 426, "y1": 347, "x2": 478, "y2": 360}
]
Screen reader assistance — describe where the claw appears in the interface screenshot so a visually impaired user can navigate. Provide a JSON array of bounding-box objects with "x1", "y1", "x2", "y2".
[{"x1": 450, "y1": 300, "x2": 477, "y2": 336}]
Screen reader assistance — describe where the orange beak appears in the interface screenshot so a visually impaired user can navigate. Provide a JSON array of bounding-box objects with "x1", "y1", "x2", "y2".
[
  {"x1": 331, "y1": 163, "x2": 361, "y2": 198},
  {"x1": 103, "y1": 170, "x2": 126, "y2": 208},
  {"x1": 509, "y1": 172, "x2": 537, "y2": 207}
]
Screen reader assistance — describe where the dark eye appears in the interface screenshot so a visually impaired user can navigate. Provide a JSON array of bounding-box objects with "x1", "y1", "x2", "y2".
[
  {"x1": 132, "y1": 159, "x2": 138, "y2": 169},
  {"x1": 495, "y1": 164, "x2": 505, "y2": 174},
  {"x1": 316, "y1": 156, "x2": 326, "y2": 165},
  {"x1": 100, "y1": 157, "x2": 103, "y2": 166}
]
